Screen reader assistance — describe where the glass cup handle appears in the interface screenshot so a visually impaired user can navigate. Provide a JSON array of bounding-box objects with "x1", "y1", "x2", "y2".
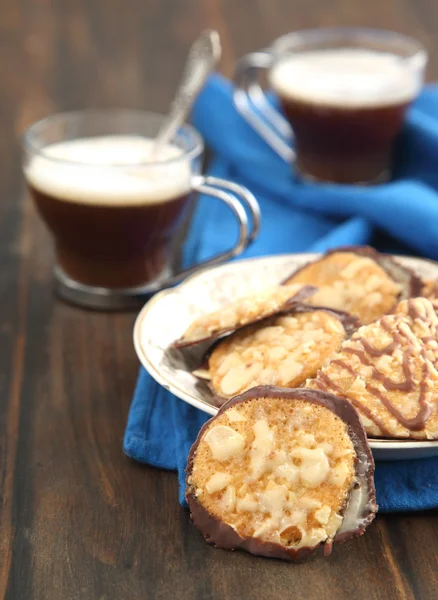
[
  {"x1": 164, "y1": 175, "x2": 261, "y2": 287},
  {"x1": 234, "y1": 51, "x2": 295, "y2": 162}
]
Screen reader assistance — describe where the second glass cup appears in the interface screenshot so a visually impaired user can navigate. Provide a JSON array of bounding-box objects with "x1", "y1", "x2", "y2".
[
  {"x1": 234, "y1": 28, "x2": 428, "y2": 184},
  {"x1": 23, "y1": 110, "x2": 260, "y2": 309}
]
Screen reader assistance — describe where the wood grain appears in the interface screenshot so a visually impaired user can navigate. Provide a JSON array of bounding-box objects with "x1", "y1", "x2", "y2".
[{"x1": 1, "y1": 0, "x2": 438, "y2": 598}]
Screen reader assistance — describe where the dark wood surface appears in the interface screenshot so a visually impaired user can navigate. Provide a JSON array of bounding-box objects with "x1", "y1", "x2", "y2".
[{"x1": 1, "y1": 1, "x2": 438, "y2": 598}]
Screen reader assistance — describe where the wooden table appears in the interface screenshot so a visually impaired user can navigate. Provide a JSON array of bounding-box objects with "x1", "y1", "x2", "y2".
[{"x1": 1, "y1": 1, "x2": 438, "y2": 598}]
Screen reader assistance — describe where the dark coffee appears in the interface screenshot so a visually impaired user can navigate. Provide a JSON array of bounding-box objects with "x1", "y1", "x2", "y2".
[
  {"x1": 269, "y1": 48, "x2": 419, "y2": 183},
  {"x1": 28, "y1": 186, "x2": 190, "y2": 287},
  {"x1": 279, "y1": 97, "x2": 410, "y2": 183},
  {"x1": 25, "y1": 136, "x2": 192, "y2": 288}
]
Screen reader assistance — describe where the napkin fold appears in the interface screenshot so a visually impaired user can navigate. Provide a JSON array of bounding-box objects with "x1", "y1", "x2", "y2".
[{"x1": 124, "y1": 75, "x2": 438, "y2": 511}]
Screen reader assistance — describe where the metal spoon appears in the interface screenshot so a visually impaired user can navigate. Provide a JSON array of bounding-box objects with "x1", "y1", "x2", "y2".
[{"x1": 151, "y1": 29, "x2": 222, "y2": 159}]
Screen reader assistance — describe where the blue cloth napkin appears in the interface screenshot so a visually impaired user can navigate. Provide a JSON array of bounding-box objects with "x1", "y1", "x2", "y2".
[{"x1": 124, "y1": 74, "x2": 438, "y2": 512}]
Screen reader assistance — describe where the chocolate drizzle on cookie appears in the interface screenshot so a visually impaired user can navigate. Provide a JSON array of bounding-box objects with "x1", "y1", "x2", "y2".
[
  {"x1": 312, "y1": 299, "x2": 438, "y2": 437},
  {"x1": 313, "y1": 368, "x2": 392, "y2": 436}
]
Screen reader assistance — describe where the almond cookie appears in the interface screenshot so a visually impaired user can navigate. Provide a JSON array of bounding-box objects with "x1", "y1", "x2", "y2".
[
  {"x1": 394, "y1": 297, "x2": 438, "y2": 330},
  {"x1": 393, "y1": 297, "x2": 438, "y2": 364},
  {"x1": 309, "y1": 298, "x2": 438, "y2": 439},
  {"x1": 173, "y1": 284, "x2": 315, "y2": 349},
  {"x1": 186, "y1": 386, "x2": 377, "y2": 561},
  {"x1": 283, "y1": 246, "x2": 421, "y2": 324},
  {"x1": 204, "y1": 307, "x2": 358, "y2": 401}
]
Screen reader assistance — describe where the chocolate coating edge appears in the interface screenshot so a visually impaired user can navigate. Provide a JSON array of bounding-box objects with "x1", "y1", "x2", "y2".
[
  {"x1": 283, "y1": 245, "x2": 422, "y2": 301},
  {"x1": 186, "y1": 386, "x2": 378, "y2": 561}
]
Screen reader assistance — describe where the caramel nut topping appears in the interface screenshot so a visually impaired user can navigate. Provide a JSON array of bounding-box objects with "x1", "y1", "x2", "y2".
[
  {"x1": 283, "y1": 247, "x2": 418, "y2": 324},
  {"x1": 209, "y1": 309, "x2": 347, "y2": 399}
]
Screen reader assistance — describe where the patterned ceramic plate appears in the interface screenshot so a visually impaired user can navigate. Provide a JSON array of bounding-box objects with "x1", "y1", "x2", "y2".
[{"x1": 133, "y1": 253, "x2": 438, "y2": 461}]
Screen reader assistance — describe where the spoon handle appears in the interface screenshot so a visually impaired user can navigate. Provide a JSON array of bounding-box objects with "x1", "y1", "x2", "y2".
[{"x1": 152, "y1": 30, "x2": 221, "y2": 158}]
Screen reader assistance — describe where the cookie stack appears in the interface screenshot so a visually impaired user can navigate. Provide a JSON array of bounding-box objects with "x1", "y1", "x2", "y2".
[{"x1": 173, "y1": 246, "x2": 438, "y2": 560}]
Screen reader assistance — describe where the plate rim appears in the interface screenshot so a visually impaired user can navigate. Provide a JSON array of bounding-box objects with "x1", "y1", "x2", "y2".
[
  {"x1": 133, "y1": 252, "x2": 438, "y2": 451},
  {"x1": 134, "y1": 287, "x2": 219, "y2": 415}
]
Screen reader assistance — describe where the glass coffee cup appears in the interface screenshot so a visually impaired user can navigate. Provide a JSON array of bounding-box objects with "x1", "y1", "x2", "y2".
[
  {"x1": 234, "y1": 28, "x2": 428, "y2": 184},
  {"x1": 23, "y1": 110, "x2": 260, "y2": 309}
]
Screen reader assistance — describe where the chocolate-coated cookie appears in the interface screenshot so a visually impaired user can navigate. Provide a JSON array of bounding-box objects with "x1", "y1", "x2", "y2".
[{"x1": 187, "y1": 387, "x2": 377, "y2": 561}]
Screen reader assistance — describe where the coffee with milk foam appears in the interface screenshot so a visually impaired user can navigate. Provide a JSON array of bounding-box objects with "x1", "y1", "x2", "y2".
[
  {"x1": 269, "y1": 48, "x2": 420, "y2": 108},
  {"x1": 25, "y1": 136, "x2": 192, "y2": 205},
  {"x1": 268, "y1": 48, "x2": 420, "y2": 183},
  {"x1": 25, "y1": 136, "x2": 193, "y2": 288}
]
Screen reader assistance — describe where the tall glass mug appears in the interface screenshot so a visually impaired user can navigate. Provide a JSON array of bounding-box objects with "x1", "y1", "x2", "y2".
[
  {"x1": 234, "y1": 28, "x2": 428, "y2": 184},
  {"x1": 23, "y1": 110, "x2": 260, "y2": 309}
]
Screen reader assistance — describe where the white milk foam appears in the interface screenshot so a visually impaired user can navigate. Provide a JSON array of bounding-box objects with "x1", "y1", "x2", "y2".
[
  {"x1": 25, "y1": 136, "x2": 192, "y2": 205},
  {"x1": 269, "y1": 48, "x2": 420, "y2": 108}
]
